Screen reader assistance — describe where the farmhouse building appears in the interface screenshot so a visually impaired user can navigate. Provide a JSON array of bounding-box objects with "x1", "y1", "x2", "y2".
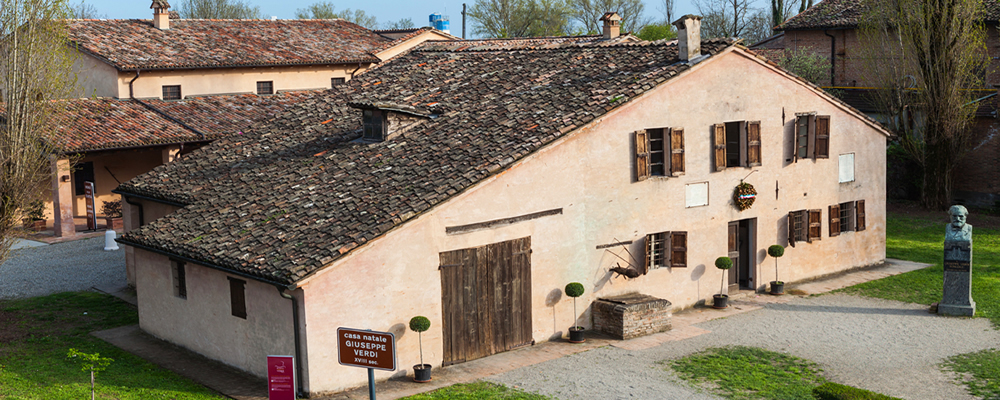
[{"x1": 116, "y1": 17, "x2": 888, "y2": 395}]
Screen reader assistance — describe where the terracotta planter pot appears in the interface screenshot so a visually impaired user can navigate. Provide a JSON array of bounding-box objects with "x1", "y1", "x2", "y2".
[
  {"x1": 105, "y1": 217, "x2": 123, "y2": 231},
  {"x1": 568, "y1": 326, "x2": 585, "y2": 343},
  {"x1": 412, "y1": 364, "x2": 432, "y2": 383},
  {"x1": 712, "y1": 294, "x2": 729, "y2": 309},
  {"x1": 23, "y1": 219, "x2": 45, "y2": 231}
]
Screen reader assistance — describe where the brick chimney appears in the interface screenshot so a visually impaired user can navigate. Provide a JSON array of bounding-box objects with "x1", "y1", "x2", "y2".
[
  {"x1": 151, "y1": 0, "x2": 170, "y2": 30},
  {"x1": 600, "y1": 12, "x2": 622, "y2": 40},
  {"x1": 673, "y1": 15, "x2": 703, "y2": 61}
]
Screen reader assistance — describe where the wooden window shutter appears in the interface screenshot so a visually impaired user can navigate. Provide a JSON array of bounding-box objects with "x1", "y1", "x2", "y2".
[
  {"x1": 815, "y1": 116, "x2": 830, "y2": 159},
  {"x1": 787, "y1": 212, "x2": 796, "y2": 247},
  {"x1": 645, "y1": 233, "x2": 654, "y2": 270},
  {"x1": 728, "y1": 222, "x2": 739, "y2": 259},
  {"x1": 669, "y1": 128, "x2": 685, "y2": 176},
  {"x1": 807, "y1": 209, "x2": 822, "y2": 242},
  {"x1": 829, "y1": 204, "x2": 841, "y2": 237},
  {"x1": 747, "y1": 121, "x2": 762, "y2": 166},
  {"x1": 635, "y1": 130, "x2": 650, "y2": 181},
  {"x1": 856, "y1": 200, "x2": 866, "y2": 231},
  {"x1": 714, "y1": 124, "x2": 727, "y2": 172},
  {"x1": 670, "y1": 232, "x2": 687, "y2": 268}
]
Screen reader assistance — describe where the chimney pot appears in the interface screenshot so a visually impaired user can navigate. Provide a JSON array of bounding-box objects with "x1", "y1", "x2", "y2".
[
  {"x1": 151, "y1": 0, "x2": 171, "y2": 30},
  {"x1": 600, "y1": 12, "x2": 622, "y2": 40},
  {"x1": 673, "y1": 15, "x2": 703, "y2": 61}
]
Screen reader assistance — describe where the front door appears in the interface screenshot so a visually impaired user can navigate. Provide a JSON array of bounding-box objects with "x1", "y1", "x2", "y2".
[
  {"x1": 728, "y1": 219, "x2": 757, "y2": 292},
  {"x1": 439, "y1": 237, "x2": 532, "y2": 365}
]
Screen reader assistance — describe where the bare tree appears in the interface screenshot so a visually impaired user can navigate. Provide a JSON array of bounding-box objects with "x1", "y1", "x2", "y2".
[
  {"x1": 695, "y1": 0, "x2": 763, "y2": 41},
  {"x1": 858, "y1": 0, "x2": 988, "y2": 209},
  {"x1": 381, "y1": 18, "x2": 414, "y2": 30},
  {"x1": 771, "y1": 0, "x2": 798, "y2": 27},
  {"x1": 566, "y1": 0, "x2": 648, "y2": 34},
  {"x1": 70, "y1": 0, "x2": 104, "y2": 18},
  {"x1": 295, "y1": 2, "x2": 377, "y2": 28},
  {"x1": 659, "y1": 0, "x2": 673, "y2": 24},
  {"x1": 798, "y1": 0, "x2": 812, "y2": 13},
  {"x1": 1, "y1": 0, "x2": 77, "y2": 265},
  {"x1": 179, "y1": 0, "x2": 263, "y2": 19}
]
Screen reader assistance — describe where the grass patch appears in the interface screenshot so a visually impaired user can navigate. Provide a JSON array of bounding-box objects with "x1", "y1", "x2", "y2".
[
  {"x1": 669, "y1": 346, "x2": 825, "y2": 400},
  {"x1": 942, "y1": 348, "x2": 1000, "y2": 400},
  {"x1": 401, "y1": 381, "x2": 551, "y2": 399},
  {"x1": 0, "y1": 291, "x2": 224, "y2": 399},
  {"x1": 836, "y1": 213, "x2": 1000, "y2": 327}
]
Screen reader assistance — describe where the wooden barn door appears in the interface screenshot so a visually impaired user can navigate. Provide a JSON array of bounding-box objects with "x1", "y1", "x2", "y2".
[{"x1": 439, "y1": 237, "x2": 532, "y2": 365}]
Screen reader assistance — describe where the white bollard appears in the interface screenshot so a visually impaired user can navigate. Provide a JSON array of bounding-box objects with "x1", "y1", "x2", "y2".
[{"x1": 104, "y1": 230, "x2": 119, "y2": 251}]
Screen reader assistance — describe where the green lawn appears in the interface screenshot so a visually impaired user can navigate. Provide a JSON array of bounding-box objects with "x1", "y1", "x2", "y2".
[
  {"x1": 400, "y1": 382, "x2": 551, "y2": 399},
  {"x1": 836, "y1": 213, "x2": 1000, "y2": 327},
  {"x1": 668, "y1": 346, "x2": 826, "y2": 400},
  {"x1": 942, "y1": 349, "x2": 1000, "y2": 399},
  {"x1": 0, "y1": 292, "x2": 225, "y2": 399}
]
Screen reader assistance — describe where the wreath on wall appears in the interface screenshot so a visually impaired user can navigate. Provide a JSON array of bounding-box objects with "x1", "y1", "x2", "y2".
[{"x1": 734, "y1": 181, "x2": 757, "y2": 211}]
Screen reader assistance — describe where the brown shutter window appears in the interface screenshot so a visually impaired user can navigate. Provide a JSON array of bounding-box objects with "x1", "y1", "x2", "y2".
[
  {"x1": 747, "y1": 121, "x2": 762, "y2": 166},
  {"x1": 646, "y1": 233, "x2": 669, "y2": 269},
  {"x1": 856, "y1": 200, "x2": 866, "y2": 231},
  {"x1": 228, "y1": 277, "x2": 247, "y2": 319},
  {"x1": 815, "y1": 116, "x2": 830, "y2": 159},
  {"x1": 635, "y1": 130, "x2": 650, "y2": 181},
  {"x1": 807, "y1": 209, "x2": 822, "y2": 242},
  {"x1": 795, "y1": 115, "x2": 809, "y2": 162},
  {"x1": 670, "y1": 128, "x2": 685, "y2": 176},
  {"x1": 714, "y1": 123, "x2": 727, "y2": 172},
  {"x1": 787, "y1": 212, "x2": 796, "y2": 247},
  {"x1": 829, "y1": 204, "x2": 841, "y2": 237},
  {"x1": 670, "y1": 232, "x2": 687, "y2": 268}
]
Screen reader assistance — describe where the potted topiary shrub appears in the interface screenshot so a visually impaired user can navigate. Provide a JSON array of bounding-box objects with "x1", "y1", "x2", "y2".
[
  {"x1": 713, "y1": 256, "x2": 732, "y2": 309},
  {"x1": 23, "y1": 200, "x2": 46, "y2": 231},
  {"x1": 409, "y1": 316, "x2": 432, "y2": 382},
  {"x1": 101, "y1": 199, "x2": 123, "y2": 231},
  {"x1": 768, "y1": 244, "x2": 785, "y2": 295},
  {"x1": 565, "y1": 282, "x2": 586, "y2": 343}
]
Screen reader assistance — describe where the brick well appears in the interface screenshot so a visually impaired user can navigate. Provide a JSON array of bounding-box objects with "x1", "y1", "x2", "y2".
[{"x1": 592, "y1": 293, "x2": 672, "y2": 340}]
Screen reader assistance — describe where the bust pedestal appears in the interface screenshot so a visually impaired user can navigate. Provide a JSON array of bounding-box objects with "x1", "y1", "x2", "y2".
[{"x1": 939, "y1": 240, "x2": 975, "y2": 316}]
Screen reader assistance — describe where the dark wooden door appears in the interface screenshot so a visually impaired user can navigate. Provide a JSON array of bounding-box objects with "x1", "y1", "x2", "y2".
[
  {"x1": 728, "y1": 222, "x2": 739, "y2": 293},
  {"x1": 439, "y1": 237, "x2": 532, "y2": 365}
]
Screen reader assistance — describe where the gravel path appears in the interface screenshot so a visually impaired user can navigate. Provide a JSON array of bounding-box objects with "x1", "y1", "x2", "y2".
[
  {"x1": 488, "y1": 294, "x2": 1000, "y2": 400},
  {"x1": 0, "y1": 236, "x2": 125, "y2": 300}
]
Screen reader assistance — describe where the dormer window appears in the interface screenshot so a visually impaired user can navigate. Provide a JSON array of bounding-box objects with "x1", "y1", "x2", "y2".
[{"x1": 363, "y1": 109, "x2": 387, "y2": 141}]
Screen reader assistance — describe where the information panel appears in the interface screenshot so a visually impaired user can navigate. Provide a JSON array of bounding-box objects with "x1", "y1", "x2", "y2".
[
  {"x1": 84, "y1": 181, "x2": 96, "y2": 230},
  {"x1": 267, "y1": 355, "x2": 295, "y2": 400},
  {"x1": 337, "y1": 327, "x2": 396, "y2": 371}
]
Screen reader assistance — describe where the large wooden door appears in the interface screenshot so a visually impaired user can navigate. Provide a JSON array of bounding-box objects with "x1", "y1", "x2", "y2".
[{"x1": 439, "y1": 237, "x2": 532, "y2": 365}]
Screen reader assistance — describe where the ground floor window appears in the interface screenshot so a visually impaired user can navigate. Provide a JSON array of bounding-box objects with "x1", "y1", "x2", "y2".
[
  {"x1": 829, "y1": 200, "x2": 866, "y2": 236},
  {"x1": 788, "y1": 209, "x2": 821, "y2": 246},
  {"x1": 171, "y1": 260, "x2": 186, "y2": 299},
  {"x1": 645, "y1": 231, "x2": 687, "y2": 270}
]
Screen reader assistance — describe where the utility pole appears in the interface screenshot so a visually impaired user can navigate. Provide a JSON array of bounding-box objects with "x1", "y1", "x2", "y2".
[{"x1": 462, "y1": 3, "x2": 466, "y2": 39}]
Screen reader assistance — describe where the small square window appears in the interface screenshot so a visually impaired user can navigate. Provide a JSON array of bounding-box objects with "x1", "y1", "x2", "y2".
[
  {"x1": 162, "y1": 85, "x2": 181, "y2": 100},
  {"x1": 331, "y1": 77, "x2": 346, "y2": 87},
  {"x1": 257, "y1": 81, "x2": 274, "y2": 95}
]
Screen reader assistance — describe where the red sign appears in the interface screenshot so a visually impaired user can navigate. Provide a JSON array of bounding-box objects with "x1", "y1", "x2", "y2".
[
  {"x1": 84, "y1": 181, "x2": 96, "y2": 230},
  {"x1": 267, "y1": 355, "x2": 295, "y2": 400},
  {"x1": 337, "y1": 327, "x2": 396, "y2": 371}
]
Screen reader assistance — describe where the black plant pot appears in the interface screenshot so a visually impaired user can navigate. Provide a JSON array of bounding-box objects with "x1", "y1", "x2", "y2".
[
  {"x1": 413, "y1": 364, "x2": 432, "y2": 383},
  {"x1": 568, "y1": 327, "x2": 585, "y2": 343},
  {"x1": 770, "y1": 281, "x2": 785, "y2": 295},
  {"x1": 712, "y1": 294, "x2": 729, "y2": 309}
]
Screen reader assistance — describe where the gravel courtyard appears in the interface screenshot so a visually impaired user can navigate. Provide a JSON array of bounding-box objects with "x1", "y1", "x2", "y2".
[
  {"x1": 487, "y1": 294, "x2": 1000, "y2": 400},
  {"x1": 0, "y1": 236, "x2": 125, "y2": 300}
]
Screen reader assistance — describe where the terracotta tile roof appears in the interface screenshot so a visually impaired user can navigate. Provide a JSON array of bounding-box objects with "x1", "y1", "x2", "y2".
[
  {"x1": 66, "y1": 19, "x2": 396, "y2": 70},
  {"x1": 778, "y1": 0, "x2": 1000, "y2": 31},
  {"x1": 116, "y1": 39, "x2": 737, "y2": 285},
  {"x1": 417, "y1": 34, "x2": 639, "y2": 51},
  {"x1": 142, "y1": 91, "x2": 325, "y2": 138}
]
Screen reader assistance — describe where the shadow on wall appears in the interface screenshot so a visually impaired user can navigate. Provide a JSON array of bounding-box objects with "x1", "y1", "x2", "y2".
[{"x1": 546, "y1": 288, "x2": 563, "y2": 341}]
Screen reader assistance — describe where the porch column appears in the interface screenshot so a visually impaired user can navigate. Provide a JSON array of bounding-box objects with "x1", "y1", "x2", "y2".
[
  {"x1": 51, "y1": 156, "x2": 75, "y2": 238},
  {"x1": 162, "y1": 145, "x2": 181, "y2": 164}
]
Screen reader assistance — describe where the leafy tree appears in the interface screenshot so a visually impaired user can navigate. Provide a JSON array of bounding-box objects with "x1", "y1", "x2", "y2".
[
  {"x1": 295, "y1": 2, "x2": 377, "y2": 28},
  {"x1": 637, "y1": 23, "x2": 676, "y2": 41},
  {"x1": 528, "y1": 0, "x2": 571, "y2": 36},
  {"x1": 381, "y1": 17, "x2": 414, "y2": 30},
  {"x1": 1, "y1": 0, "x2": 77, "y2": 266},
  {"x1": 70, "y1": 0, "x2": 105, "y2": 18},
  {"x1": 857, "y1": 0, "x2": 988, "y2": 209},
  {"x1": 773, "y1": 48, "x2": 827, "y2": 85},
  {"x1": 67, "y1": 348, "x2": 113, "y2": 400},
  {"x1": 566, "y1": 0, "x2": 647, "y2": 34},
  {"x1": 467, "y1": 0, "x2": 541, "y2": 38},
  {"x1": 179, "y1": 0, "x2": 263, "y2": 19}
]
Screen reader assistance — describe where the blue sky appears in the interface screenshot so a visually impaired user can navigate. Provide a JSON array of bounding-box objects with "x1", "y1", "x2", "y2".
[{"x1": 83, "y1": 0, "x2": 703, "y2": 37}]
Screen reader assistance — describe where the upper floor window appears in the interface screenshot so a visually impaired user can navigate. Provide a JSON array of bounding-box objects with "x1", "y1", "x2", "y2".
[
  {"x1": 257, "y1": 81, "x2": 274, "y2": 95},
  {"x1": 332, "y1": 77, "x2": 346, "y2": 87},
  {"x1": 162, "y1": 85, "x2": 181, "y2": 100},
  {"x1": 794, "y1": 113, "x2": 830, "y2": 161},
  {"x1": 713, "y1": 121, "x2": 761, "y2": 171},
  {"x1": 635, "y1": 127, "x2": 684, "y2": 181},
  {"x1": 228, "y1": 277, "x2": 246, "y2": 319},
  {"x1": 362, "y1": 109, "x2": 387, "y2": 141}
]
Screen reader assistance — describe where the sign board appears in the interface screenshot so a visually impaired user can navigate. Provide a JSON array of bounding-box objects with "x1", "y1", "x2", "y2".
[
  {"x1": 84, "y1": 181, "x2": 96, "y2": 230},
  {"x1": 337, "y1": 327, "x2": 396, "y2": 371},
  {"x1": 267, "y1": 355, "x2": 295, "y2": 400}
]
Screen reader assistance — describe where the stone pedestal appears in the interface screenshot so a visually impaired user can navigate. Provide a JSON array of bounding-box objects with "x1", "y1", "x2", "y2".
[
  {"x1": 592, "y1": 293, "x2": 672, "y2": 340},
  {"x1": 939, "y1": 240, "x2": 975, "y2": 316}
]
